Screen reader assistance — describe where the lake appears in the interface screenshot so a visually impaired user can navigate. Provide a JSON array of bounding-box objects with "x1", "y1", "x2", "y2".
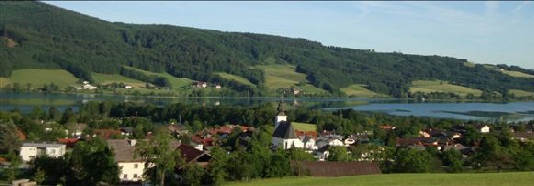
[{"x1": 1, "y1": 92, "x2": 533, "y2": 122}]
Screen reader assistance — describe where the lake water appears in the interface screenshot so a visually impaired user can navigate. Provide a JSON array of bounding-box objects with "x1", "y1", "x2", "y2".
[{"x1": 1, "y1": 92, "x2": 533, "y2": 122}]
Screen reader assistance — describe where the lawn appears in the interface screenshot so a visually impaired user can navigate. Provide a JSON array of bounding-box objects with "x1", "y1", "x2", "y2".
[
  {"x1": 122, "y1": 66, "x2": 194, "y2": 89},
  {"x1": 215, "y1": 72, "x2": 256, "y2": 88},
  {"x1": 252, "y1": 64, "x2": 306, "y2": 88},
  {"x1": 226, "y1": 172, "x2": 534, "y2": 186},
  {"x1": 410, "y1": 80, "x2": 483, "y2": 97},
  {"x1": 341, "y1": 84, "x2": 388, "y2": 98},
  {"x1": 499, "y1": 69, "x2": 534, "y2": 79},
  {"x1": 291, "y1": 122, "x2": 317, "y2": 132},
  {"x1": 4, "y1": 69, "x2": 79, "y2": 89},
  {"x1": 251, "y1": 64, "x2": 326, "y2": 95},
  {"x1": 509, "y1": 89, "x2": 534, "y2": 98},
  {"x1": 92, "y1": 73, "x2": 147, "y2": 88}
]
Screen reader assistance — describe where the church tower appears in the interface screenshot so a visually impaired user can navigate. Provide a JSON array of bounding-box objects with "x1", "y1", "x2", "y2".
[{"x1": 274, "y1": 101, "x2": 287, "y2": 129}]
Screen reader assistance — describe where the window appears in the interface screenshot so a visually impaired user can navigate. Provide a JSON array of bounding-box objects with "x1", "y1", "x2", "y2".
[
  {"x1": 134, "y1": 164, "x2": 138, "y2": 168},
  {"x1": 134, "y1": 174, "x2": 138, "y2": 178},
  {"x1": 123, "y1": 174, "x2": 128, "y2": 179},
  {"x1": 120, "y1": 166, "x2": 123, "y2": 170}
]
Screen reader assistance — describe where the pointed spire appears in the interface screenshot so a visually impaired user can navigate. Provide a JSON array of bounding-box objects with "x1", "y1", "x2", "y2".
[{"x1": 277, "y1": 101, "x2": 286, "y2": 116}]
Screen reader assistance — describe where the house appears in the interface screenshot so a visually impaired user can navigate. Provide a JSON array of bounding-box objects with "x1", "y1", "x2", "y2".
[
  {"x1": 20, "y1": 142, "x2": 66, "y2": 162},
  {"x1": 92, "y1": 128, "x2": 122, "y2": 139},
  {"x1": 380, "y1": 124, "x2": 396, "y2": 130},
  {"x1": 107, "y1": 139, "x2": 181, "y2": 183},
  {"x1": 292, "y1": 87, "x2": 300, "y2": 95},
  {"x1": 215, "y1": 84, "x2": 221, "y2": 89},
  {"x1": 396, "y1": 137, "x2": 439, "y2": 148},
  {"x1": 107, "y1": 139, "x2": 145, "y2": 182},
  {"x1": 193, "y1": 81, "x2": 207, "y2": 88},
  {"x1": 57, "y1": 138, "x2": 81, "y2": 148},
  {"x1": 316, "y1": 137, "x2": 344, "y2": 150},
  {"x1": 290, "y1": 160, "x2": 381, "y2": 177},
  {"x1": 176, "y1": 144, "x2": 211, "y2": 167},
  {"x1": 120, "y1": 127, "x2": 135, "y2": 137},
  {"x1": 475, "y1": 124, "x2": 490, "y2": 133},
  {"x1": 124, "y1": 85, "x2": 133, "y2": 89}
]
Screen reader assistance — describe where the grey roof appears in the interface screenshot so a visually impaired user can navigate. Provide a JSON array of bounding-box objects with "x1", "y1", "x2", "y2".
[
  {"x1": 107, "y1": 139, "x2": 180, "y2": 162},
  {"x1": 22, "y1": 142, "x2": 65, "y2": 148},
  {"x1": 272, "y1": 121, "x2": 298, "y2": 139}
]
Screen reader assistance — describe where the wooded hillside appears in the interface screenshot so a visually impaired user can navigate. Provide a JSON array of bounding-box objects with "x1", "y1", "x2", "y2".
[{"x1": 1, "y1": 1, "x2": 533, "y2": 98}]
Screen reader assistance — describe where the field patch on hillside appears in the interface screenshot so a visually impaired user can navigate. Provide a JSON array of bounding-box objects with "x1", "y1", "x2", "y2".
[
  {"x1": 92, "y1": 73, "x2": 147, "y2": 88},
  {"x1": 226, "y1": 172, "x2": 534, "y2": 186},
  {"x1": 214, "y1": 72, "x2": 256, "y2": 88},
  {"x1": 251, "y1": 64, "x2": 326, "y2": 95},
  {"x1": 499, "y1": 69, "x2": 534, "y2": 78},
  {"x1": 410, "y1": 80, "x2": 483, "y2": 97},
  {"x1": 7, "y1": 69, "x2": 78, "y2": 89},
  {"x1": 510, "y1": 89, "x2": 534, "y2": 97},
  {"x1": 341, "y1": 84, "x2": 388, "y2": 98},
  {"x1": 122, "y1": 66, "x2": 194, "y2": 89}
]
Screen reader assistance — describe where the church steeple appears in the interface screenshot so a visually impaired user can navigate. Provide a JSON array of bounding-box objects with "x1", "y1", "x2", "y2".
[
  {"x1": 277, "y1": 101, "x2": 286, "y2": 116},
  {"x1": 274, "y1": 101, "x2": 287, "y2": 129}
]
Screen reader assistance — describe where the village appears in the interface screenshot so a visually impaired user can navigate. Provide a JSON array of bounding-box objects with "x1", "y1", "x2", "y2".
[{"x1": 3, "y1": 100, "x2": 534, "y2": 185}]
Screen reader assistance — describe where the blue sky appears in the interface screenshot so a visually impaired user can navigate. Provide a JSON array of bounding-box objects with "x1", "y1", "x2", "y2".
[{"x1": 43, "y1": 1, "x2": 534, "y2": 69}]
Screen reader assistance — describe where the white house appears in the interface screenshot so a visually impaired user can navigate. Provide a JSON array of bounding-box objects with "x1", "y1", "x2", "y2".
[
  {"x1": 475, "y1": 124, "x2": 490, "y2": 133},
  {"x1": 316, "y1": 138, "x2": 344, "y2": 150},
  {"x1": 107, "y1": 139, "x2": 145, "y2": 182},
  {"x1": 107, "y1": 139, "x2": 180, "y2": 183},
  {"x1": 20, "y1": 142, "x2": 66, "y2": 162}
]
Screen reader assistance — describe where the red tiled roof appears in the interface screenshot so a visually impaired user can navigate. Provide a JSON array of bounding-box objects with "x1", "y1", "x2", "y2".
[
  {"x1": 291, "y1": 160, "x2": 381, "y2": 177},
  {"x1": 93, "y1": 129, "x2": 122, "y2": 139},
  {"x1": 177, "y1": 144, "x2": 206, "y2": 163},
  {"x1": 295, "y1": 130, "x2": 318, "y2": 138},
  {"x1": 57, "y1": 138, "x2": 80, "y2": 148}
]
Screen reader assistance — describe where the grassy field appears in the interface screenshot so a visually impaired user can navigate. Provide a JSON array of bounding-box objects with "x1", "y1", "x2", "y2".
[
  {"x1": 341, "y1": 84, "x2": 388, "y2": 98},
  {"x1": 1, "y1": 69, "x2": 79, "y2": 89},
  {"x1": 122, "y1": 66, "x2": 194, "y2": 90},
  {"x1": 251, "y1": 64, "x2": 327, "y2": 95},
  {"x1": 291, "y1": 122, "x2": 317, "y2": 132},
  {"x1": 463, "y1": 61, "x2": 476, "y2": 68},
  {"x1": 92, "y1": 73, "x2": 147, "y2": 88},
  {"x1": 499, "y1": 69, "x2": 534, "y2": 78},
  {"x1": 410, "y1": 80, "x2": 483, "y2": 97},
  {"x1": 510, "y1": 89, "x2": 534, "y2": 98},
  {"x1": 215, "y1": 72, "x2": 256, "y2": 88},
  {"x1": 226, "y1": 172, "x2": 534, "y2": 186}
]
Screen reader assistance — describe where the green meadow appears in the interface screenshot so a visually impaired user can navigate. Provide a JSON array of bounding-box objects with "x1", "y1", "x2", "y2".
[
  {"x1": 499, "y1": 69, "x2": 534, "y2": 79},
  {"x1": 341, "y1": 84, "x2": 388, "y2": 98},
  {"x1": 1, "y1": 69, "x2": 79, "y2": 89},
  {"x1": 92, "y1": 72, "x2": 147, "y2": 88},
  {"x1": 226, "y1": 172, "x2": 534, "y2": 186},
  {"x1": 122, "y1": 66, "x2": 194, "y2": 90},
  {"x1": 410, "y1": 80, "x2": 483, "y2": 97},
  {"x1": 251, "y1": 64, "x2": 327, "y2": 95},
  {"x1": 215, "y1": 72, "x2": 256, "y2": 88}
]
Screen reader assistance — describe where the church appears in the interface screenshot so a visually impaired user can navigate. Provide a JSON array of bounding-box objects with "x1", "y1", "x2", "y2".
[{"x1": 271, "y1": 102, "x2": 316, "y2": 150}]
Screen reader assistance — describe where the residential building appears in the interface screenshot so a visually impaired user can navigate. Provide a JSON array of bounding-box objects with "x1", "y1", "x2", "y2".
[
  {"x1": 107, "y1": 139, "x2": 144, "y2": 182},
  {"x1": 107, "y1": 139, "x2": 181, "y2": 183},
  {"x1": 20, "y1": 142, "x2": 66, "y2": 162}
]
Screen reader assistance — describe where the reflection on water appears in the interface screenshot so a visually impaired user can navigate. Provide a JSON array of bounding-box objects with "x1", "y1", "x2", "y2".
[{"x1": 1, "y1": 92, "x2": 533, "y2": 122}]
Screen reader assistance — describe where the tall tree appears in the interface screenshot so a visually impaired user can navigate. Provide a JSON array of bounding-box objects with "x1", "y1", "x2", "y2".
[
  {"x1": 0, "y1": 122, "x2": 22, "y2": 154},
  {"x1": 68, "y1": 138, "x2": 119, "y2": 185},
  {"x1": 135, "y1": 127, "x2": 182, "y2": 186}
]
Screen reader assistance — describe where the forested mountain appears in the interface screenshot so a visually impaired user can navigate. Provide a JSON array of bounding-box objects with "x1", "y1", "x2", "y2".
[{"x1": 1, "y1": 1, "x2": 533, "y2": 98}]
